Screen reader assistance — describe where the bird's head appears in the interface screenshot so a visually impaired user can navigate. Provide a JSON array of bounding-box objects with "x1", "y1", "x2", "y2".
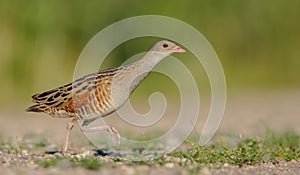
[
  {"x1": 140, "y1": 40, "x2": 186, "y2": 67},
  {"x1": 151, "y1": 40, "x2": 186, "y2": 54}
]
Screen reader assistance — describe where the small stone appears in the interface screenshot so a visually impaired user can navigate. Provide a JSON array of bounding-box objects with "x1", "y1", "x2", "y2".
[
  {"x1": 165, "y1": 162, "x2": 175, "y2": 168},
  {"x1": 80, "y1": 150, "x2": 93, "y2": 157},
  {"x1": 224, "y1": 163, "x2": 229, "y2": 167},
  {"x1": 54, "y1": 152, "x2": 64, "y2": 158},
  {"x1": 173, "y1": 157, "x2": 181, "y2": 163},
  {"x1": 144, "y1": 154, "x2": 155, "y2": 160}
]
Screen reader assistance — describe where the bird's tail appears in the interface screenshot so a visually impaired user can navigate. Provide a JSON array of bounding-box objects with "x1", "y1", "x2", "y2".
[{"x1": 26, "y1": 104, "x2": 49, "y2": 113}]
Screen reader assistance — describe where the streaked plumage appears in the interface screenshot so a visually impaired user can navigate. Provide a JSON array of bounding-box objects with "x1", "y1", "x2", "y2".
[{"x1": 26, "y1": 40, "x2": 185, "y2": 155}]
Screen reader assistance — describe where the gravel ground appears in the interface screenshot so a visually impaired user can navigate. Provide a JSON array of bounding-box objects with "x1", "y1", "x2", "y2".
[
  {"x1": 0, "y1": 147, "x2": 299, "y2": 175},
  {"x1": 0, "y1": 90, "x2": 300, "y2": 174},
  {"x1": 0, "y1": 151, "x2": 299, "y2": 175}
]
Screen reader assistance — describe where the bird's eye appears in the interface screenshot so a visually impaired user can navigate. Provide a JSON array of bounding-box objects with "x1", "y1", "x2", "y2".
[{"x1": 163, "y1": 43, "x2": 168, "y2": 48}]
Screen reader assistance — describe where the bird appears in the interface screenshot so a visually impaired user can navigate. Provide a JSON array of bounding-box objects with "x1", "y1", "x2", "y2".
[{"x1": 26, "y1": 40, "x2": 185, "y2": 155}]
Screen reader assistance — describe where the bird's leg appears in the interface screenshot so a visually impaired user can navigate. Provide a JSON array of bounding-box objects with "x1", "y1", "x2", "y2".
[
  {"x1": 81, "y1": 125, "x2": 120, "y2": 146},
  {"x1": 62, "y1": 118, "x2": 77, "y2": 155}
]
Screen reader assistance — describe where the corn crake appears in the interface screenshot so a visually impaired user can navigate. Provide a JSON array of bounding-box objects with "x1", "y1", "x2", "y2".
[{"x1": 26, "y1": 40, "x2": 185, "y2": 155}]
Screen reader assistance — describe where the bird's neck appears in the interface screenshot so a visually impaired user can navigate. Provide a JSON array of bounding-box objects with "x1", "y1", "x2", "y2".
[
  {"x1": 112, "y1": 51, "x2": 170, "y2": 100},
  {"x1": 135, "y1": 51, "x2": 170, "y2": 71},
  {"x1": 119, "y1": 51, "x2": 169, "y2": 95}
]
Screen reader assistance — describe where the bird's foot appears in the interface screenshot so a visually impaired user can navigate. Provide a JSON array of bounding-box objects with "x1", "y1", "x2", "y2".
[
  {"x1": 61, "y1": 151, "x2": 71, "y2": 156},
  {"x1": 61, "y1": 148, "x2": 77, "y2": 156}
]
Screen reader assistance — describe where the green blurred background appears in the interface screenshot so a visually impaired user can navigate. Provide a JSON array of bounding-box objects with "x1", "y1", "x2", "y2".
[{"x1": 0, "y1": 0, "x2": 299, "y2": 107}]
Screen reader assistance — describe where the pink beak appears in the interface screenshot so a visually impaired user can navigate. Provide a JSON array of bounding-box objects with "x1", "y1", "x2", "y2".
[{"x1": 171, "y1": 45, "x2": 186, "y2": 53}]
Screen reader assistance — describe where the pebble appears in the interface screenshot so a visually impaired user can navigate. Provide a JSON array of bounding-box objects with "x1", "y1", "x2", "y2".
[
  {"x1": 54, "y1": 152, "x2": 64, "y2": 158},
  {"x1": 165, "y1": 162, "x2": 175, "y2": 168}
]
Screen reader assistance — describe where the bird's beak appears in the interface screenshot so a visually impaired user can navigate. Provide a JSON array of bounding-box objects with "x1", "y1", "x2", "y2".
[{"x1": 171, "y1": 45, "x2": 186, "y2": 53}]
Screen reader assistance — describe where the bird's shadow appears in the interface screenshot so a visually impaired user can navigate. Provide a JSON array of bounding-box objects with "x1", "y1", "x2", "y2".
[
  {"x1": 45, "y1": 149, "x2": 123, "y2": 158},
  {"x1": 93, "y1": 149, "x2": 122, "y2": 157}
]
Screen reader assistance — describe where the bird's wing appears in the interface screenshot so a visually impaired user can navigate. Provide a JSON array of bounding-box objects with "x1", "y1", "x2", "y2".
[{"x1": 29, "y1": 68, "x2": 119, "y2": 112}]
